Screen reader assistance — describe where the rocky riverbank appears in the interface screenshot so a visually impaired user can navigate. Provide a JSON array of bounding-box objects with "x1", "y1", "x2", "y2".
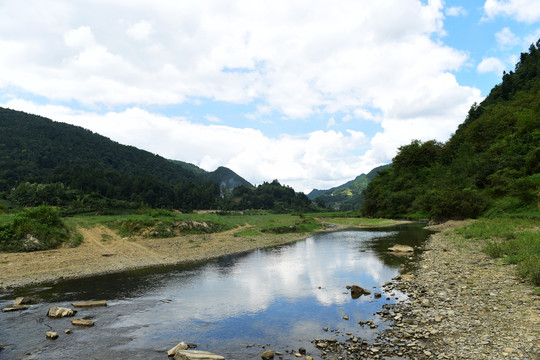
[{"x1": 310, "y1": 220, "x2": 540, "y2": 360}]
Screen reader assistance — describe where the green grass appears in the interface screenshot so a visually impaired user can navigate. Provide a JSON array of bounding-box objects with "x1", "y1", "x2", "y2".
[
  {"x1": 64, "y1": 211, "x2": 316, "y2": 238},
  {"x1": 0, "y1": 215, "x2": 14, "y2": 226},
  {"x1": 0, "y1": 209, "x2": 366, "y2": 252},
  {"x1": 453, "y1": 218, "x2": 540, "y2": 286},
  {"x1": 233, "y1": 228, "x2": 262, "y2": 237},
  {"x1": 0, "y1": 205, "x2": 70, "y2": 251}
]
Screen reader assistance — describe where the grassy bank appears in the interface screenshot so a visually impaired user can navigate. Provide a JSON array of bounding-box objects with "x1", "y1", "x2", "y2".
[
  {"x1": 0, "y1": 206, "x2": 418, "y2": 254},
  {"x1": 0, "y1": 207, "x2": 326, "y2": 252},
  {"x1": 452, "y1": 217, "x2": 540, "y2": 287},
  {"x1": 65, "y1": 211, "x2": 321, "y2": 237}
]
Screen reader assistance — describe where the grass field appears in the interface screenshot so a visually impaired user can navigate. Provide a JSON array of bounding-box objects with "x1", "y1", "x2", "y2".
[{"x1": 453, "y1": 217, "x2": 540, "y2": 287}]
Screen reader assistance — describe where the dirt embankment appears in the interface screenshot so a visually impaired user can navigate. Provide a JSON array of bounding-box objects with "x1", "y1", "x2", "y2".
[{"x1": 0, "y1": 225, "x2": 309, "y2": 289}]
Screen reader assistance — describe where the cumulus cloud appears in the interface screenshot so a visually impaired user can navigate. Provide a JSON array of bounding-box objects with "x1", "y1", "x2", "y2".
[
  {"x1": 446, "y1": 6, "x2": 467, "y2": 17},
  {"x1": 2, "y1": 99, "x2": 374, "y2": 192},
  {"x1": 496, "y1": 27, "x2": 520, "y2": 48},
  {"x1": 477, "y1": 57, "x2": 507, "y2": 74},
  {"x1": 64, "y1": 26, "x2": 96, "y2": 48},
  {"x1": 0, "y1": 0, "x2": 472, "y2": 115},
  {"x1": 0, "y1": 0, "x2": 484, "y2": 191},
  {"x1": 126, "y1": 20, "x2": 154, "y2": 41},
  {"x1": 484, "y1": 0, "x2": 540, "y2": 23}
]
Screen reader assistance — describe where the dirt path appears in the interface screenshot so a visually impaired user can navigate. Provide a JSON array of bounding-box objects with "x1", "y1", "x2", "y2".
[
  {"x1": 77, "y1": 226, "x2": 165, "y2": 266},
  {"x1": 0, "y1": 225, "x2": 309, "y2": 289}
]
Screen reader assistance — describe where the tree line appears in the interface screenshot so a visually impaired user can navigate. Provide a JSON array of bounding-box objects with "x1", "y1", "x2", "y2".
[
  {"x1": 0, "y1": 108, "x2": 317, "y2": 214},
  {"x1": 361, "y1": 40, "x2": 540, "y2": 220}
]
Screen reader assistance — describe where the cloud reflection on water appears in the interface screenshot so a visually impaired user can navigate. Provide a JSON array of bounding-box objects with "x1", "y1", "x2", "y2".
[{"x1": 112, "y1": 229, "x2": 402, "y2": 326}]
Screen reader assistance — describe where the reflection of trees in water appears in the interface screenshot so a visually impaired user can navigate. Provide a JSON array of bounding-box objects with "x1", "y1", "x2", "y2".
[
  {"x1": 9, "y1": 225, "x2": 432, "y2": 303},
  {"x1": 358, "y1": 224, "x2": 433, "y2": 268},
  {"x1": 12, "y1": 260, "x2": 211, "y2": 302}
]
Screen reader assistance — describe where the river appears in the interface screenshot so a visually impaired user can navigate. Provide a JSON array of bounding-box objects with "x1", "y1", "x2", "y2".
[{"x1": 0, "y1": 223, "x2": 432, "y2": 359}]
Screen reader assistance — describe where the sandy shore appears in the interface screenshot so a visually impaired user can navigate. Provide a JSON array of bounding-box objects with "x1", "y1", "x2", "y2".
[
  {"x1": 0, "y1": 219, "x2": 415, "y2": 290},
  {"x1": 0, "y1": 225, "x2": 312, "y2": 289}
]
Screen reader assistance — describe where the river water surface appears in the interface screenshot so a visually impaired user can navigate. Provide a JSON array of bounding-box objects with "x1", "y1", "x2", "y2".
[{"x1": 0, "y1": 224, "x2": 432, "y2": 359}]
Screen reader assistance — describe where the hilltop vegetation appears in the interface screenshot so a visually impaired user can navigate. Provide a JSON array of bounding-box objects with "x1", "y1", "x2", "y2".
[
  {"x1": 309, "y1": 165, "x2": 389, "y2": 210},
  {"x1": 0, "y1": 108, "x2": 314, "y2": 214},
  {"x1": 362, "y1": 40, "x2": 540, "y2": 220}
]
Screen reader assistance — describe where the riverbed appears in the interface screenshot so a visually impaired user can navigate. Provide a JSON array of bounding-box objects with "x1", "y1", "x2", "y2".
[{"x1": 0, "y1": 224, "x2": 432, "y2": 359}]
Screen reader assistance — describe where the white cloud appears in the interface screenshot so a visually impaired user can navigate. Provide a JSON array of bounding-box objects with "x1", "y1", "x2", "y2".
[
  {"x1": 495, "y1": 27, "x2": 520, "y2": 48},
  {"x1": 2, "y1": 99, "x2": 373, "y2": 192},
  {"x1": 126, "y1": 20, "x2": 154, "y2": 41},
  {"x1": 484, "y1": 0, "x2": 540, "y2": 23},
  {"x1": 205, "y1": 115, "x2": 222, "y2": 124},
  {"x1": 0, "y1": 0, "x2": 485, "y2": 192},
  {"x1": 524, "y1": 28, "x2": 540, "y2": 47},
  {"x1": 64, "y1": 26, "x2": 96, "y2": 48},
  {"x1": 446, "y1": 6, "x2": 467, "y2": 17},
  {"x1": 477, "y1": 57, "x2": 507, "y2": 74},
  {"x1": 326, "y1": 117, "x2": 336, "y2": 128},
  {"x1": 341, "y1": 114, "x2": 352, "y2": 122},
  {"x1": 0, "y1": 0, "x2": 472, "y2": 115}
]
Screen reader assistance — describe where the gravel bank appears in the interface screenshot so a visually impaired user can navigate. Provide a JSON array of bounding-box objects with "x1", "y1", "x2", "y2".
[
  {"x1": 310, "y1": 221, "x2": 539, "y2": 359},
  {"x1": 354, "y1": 221, "x2": 539, "y2": 359}
]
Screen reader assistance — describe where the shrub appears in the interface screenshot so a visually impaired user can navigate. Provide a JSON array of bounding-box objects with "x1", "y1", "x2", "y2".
[{"x1": 0, "y1": 205, "x2": 68, "y2": 252}]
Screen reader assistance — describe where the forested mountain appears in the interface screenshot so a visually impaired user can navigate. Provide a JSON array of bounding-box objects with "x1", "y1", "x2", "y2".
[
  {"x1": 222, "y1": 179, "x2": 314, "y2": 213},
  {"x1": 308, "y1": 165, "x2": 389, "y2": 210},
  {"x1": 170, "y1": 161, "x2": 253, "y2": 191},
  {"x1": 0, "y1": 108, "x2": 252, "y2": 211},
  {"x1": 362, "y1": 40, "x2": 540, "y2": 220}
]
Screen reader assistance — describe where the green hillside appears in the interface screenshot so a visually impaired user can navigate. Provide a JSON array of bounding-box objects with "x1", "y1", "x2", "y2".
[
  {"x1": 0, "y1": 108, "x2": 248, "y2": 211},
  {"x1": 309, "y1": 165, "x2": 389, "y2": 210},
  {"x1": 170, "y1": 161, "x2": 253, "y2": 190},
  {"x1": 362, "y1": 40, "x2": 540, "y2": 220},
  {"x1": 0, "y1": 108, "x2": 316, "y2": 214}
]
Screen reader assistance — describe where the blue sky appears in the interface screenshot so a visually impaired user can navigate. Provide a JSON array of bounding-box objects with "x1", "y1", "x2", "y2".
[{"x1": 1, "y1": 0, "x2": 539, "y2": 192}]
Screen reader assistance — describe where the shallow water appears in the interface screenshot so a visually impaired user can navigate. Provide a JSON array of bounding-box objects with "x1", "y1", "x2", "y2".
[{"x1": 0, "y1": 224, "x2": 432, "y2": 359}]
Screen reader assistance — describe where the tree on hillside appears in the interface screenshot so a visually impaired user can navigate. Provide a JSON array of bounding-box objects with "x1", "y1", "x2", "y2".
[{"x1": 362, "y1": 40, "x2": 540, "y2": 220}]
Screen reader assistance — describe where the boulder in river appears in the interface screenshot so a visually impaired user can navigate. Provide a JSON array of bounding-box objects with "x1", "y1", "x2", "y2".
[
  {"x1": 71, "y1": 318, "x2": 95, "y2": 327},
  {"x1": 71, "y1": 300, "x2": 107, "y2": 307},
  {"x1": 173, "y1": 350, "x2": 225, "y2": 360},
  {"x1": 2, "y1": 305, "x2": 30, "y2": 312},
  {"x1": 168, "y1": 341, "x2": 189, "y2": 357},
  {"x1": 47, "y1": 306, "x2": 76, "y2": 318},
  {"x1": 261, "y1": 350, "x2": 274, "y2": 359},
  {"x1": 350, "y1": 285, "x2": 371, "y2": 299},
  {"x1": 13, "y1": 297, "x2": 36, "y2": 306},
  {"x1": 388, "y1": 244, "x2": 414, "y2": 253},
  {"x1": 46, "y1": 331, "x2": 59, "y2": 340}
]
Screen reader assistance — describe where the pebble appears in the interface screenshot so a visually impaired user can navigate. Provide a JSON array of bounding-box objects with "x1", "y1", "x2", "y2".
[{"x1": 307, "y1": 221, "x2": 540, "y2": 359}]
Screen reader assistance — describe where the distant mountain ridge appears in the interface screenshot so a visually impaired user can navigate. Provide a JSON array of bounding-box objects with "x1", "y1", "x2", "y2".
[
  {"x1": 308, "y1": 165, "x2": 389, "y2": 210},
  {"x1": 0, "y1": 107, "x2": 251, "y2": 209},
  {"x1": 170, "y1": 161, "x2": 253, "y2": 190}
]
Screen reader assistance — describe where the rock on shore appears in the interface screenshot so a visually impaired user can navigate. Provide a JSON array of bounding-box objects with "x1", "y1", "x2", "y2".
[
  {"x1": 173, "y1": 350, "x2": 225, "y2": 360},
  {"x1": 376, "y1": 224, "x2": 540, "y2": 359},
  {"x1": 309, "y1": 221, "x2": 539, "y2": 359}
]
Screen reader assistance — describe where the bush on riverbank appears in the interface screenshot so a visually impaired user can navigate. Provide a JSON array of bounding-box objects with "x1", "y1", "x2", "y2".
[
  {"x1": 0, "y1": 205, "x2": 69, "y2": 251},
  {"x1": 453, "y1": 218, "x2": 540, "y2": 286}
]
